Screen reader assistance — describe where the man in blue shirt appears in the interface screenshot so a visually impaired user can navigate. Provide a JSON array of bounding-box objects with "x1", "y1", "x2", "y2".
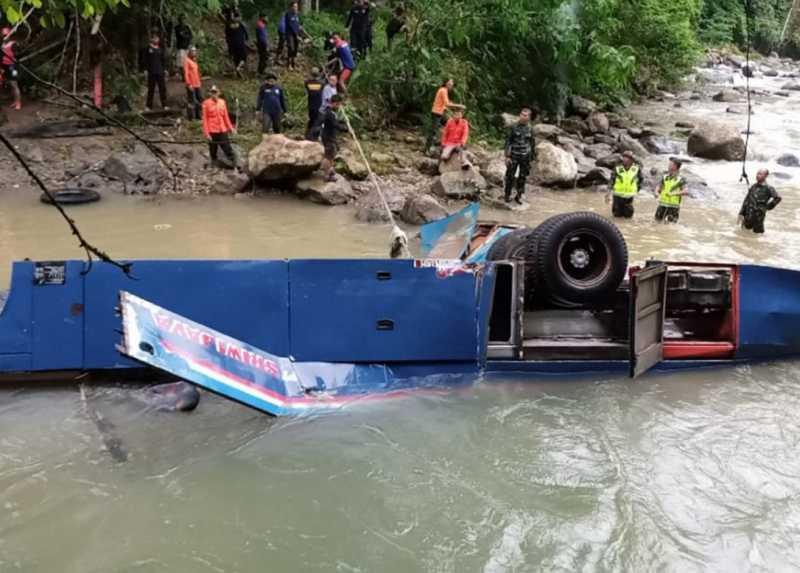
[
  {"x1": 331, "y1": 32, "x2": 355, "y2": 91},
  {"x1": 256, "y1": 73, "x2": 287, "y2": 134},
  {"x1": 284, "y1": 1, "x2": 305, "y2": 70},
  {"x1": 255, "y1": 12, "x2": 269, "y2": 75}
]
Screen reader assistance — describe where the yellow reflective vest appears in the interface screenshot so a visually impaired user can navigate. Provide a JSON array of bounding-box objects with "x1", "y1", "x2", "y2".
[
  {"x1": 613, "y1": 165, "x2": 640, "y2": 198},
  {"x1": 659, "y1": 174, "x2": 685, "y2": 207}
]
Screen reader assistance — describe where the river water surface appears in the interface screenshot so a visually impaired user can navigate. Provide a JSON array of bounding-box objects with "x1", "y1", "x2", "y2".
[{"x1": 1, "y1": 68, "x2": 800, "y2": 572}]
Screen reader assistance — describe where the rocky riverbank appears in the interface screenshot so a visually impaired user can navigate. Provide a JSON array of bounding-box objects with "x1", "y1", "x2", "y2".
[{"x1": 2, "y1": 48, "x2": 799, "y2": 227}]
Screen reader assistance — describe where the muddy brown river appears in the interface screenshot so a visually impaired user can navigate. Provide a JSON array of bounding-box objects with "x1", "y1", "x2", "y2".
[{"x1": 1, "y1": 66, "x2": 800, "y2": 571}]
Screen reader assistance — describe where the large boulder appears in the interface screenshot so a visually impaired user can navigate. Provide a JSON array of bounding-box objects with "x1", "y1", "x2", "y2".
[
  {"x1": 641, "y1": 135, "x2": 681, "y2": 155},
  {"x1": 355, "y1": 187, "x2": 406, "y2": 222},
  {"x1": 577, "y1": 167, "x2": 612, "y2": 188},
  {"x1": 570, "y1": 95, "x2": 597, "y2": 118},
  {"x1": 782, "y1": 82, "x2": 800, "y2": 91},
  {"x1": 101, "y1": 144, "x2": 170, "y2": 194},
  {"x1": 415, "y1": 157, "x2": 440, "y2": 177},
  {"x1": 209, "y1": 170, "x2": 252, "y2": 195},
  {"x1": 438, "y1": 153, "x2": 476, "y2": 175},
  {"x1": 687, "y1": 121, "x2": 746, "y2": 161},
  {"x1": 483, "y1": 157, "x2": 508, "y2": 187},
  {"x1": 533, "y1": 123, "x2": 563, "y2": 141},
  {"x1": 295, "y1": 175, "x2": 357, "y2": 205},
  {"x1": 561, "y1": 117, "x2": 589, "y2": 136},
  {"x1": 617, "y1": 134, "x2": 649, "y2": 158},
  {"x1": 535, "y1": 141, "x2": 577, "y2": 187},
  {"x1": 584, "y1": 143, "x2": 614, "y2": 160},
  {"x1": 247, "y1": 134, "x2": 323, "y2": 182},
  {"x1": 335, "y1": 148, "x2": 368, "y2": 180},
  {"x1": 596, "y1": 153, "x2": 622, "y2": 169},
  {"x1": 587, "y1": 112, "x2": 610, "y2": 134},
  {"x1": 400, "y1": 194, "x2": 448, "y2": 225},
  {"x1": 432, "y1": 169, "x2": 487, "y2": 199},
  {"x1": 777, "y1": 153, "x2": 800, "y2": 167}
]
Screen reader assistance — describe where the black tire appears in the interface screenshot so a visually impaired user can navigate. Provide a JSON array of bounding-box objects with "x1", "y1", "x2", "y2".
[
  {"x1": 533, "y1": 211, "x2": 628, "y2": 306},
  {"x1": 40, "y1": 188, "x2": 101, "y2": 205},
  {"x1": 486, "y1": 228, "x2": 539, "y2": 308}
]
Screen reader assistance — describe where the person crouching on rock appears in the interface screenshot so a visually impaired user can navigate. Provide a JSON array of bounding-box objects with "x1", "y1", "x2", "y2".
[
  {"x1": 739, "y1": 168, "x2": 782, "y2": 234},
  {"x1": 202, "y1": 85, "x2": 237, "y2": 167},
  {"x1": 440, "y1": 105, "x2": 470, "y2": 170},
  {"x1": 504, "y1": 106, "x2": 536, "y2": 204},
  {"x1": 320, "y1": 94, "x2": 346, "y2": 182},
  {"x1": 256, "y1": 72, "x2": 287, "y2": 134},
  {"x1": 608, "y1": 150, "x2": 643, "y2": 218},
  {"x1": 654, "y1": 157, "x2": 688, "y2": 223}
]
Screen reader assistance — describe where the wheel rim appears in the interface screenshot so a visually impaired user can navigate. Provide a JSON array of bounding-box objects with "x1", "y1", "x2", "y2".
[{"x1": 556, "y1": 228, "x2": 612, "y2": 289}]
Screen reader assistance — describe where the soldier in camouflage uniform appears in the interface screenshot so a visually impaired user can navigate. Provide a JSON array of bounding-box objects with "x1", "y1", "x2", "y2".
[
  {"x1": 739, "y1": 168, "x2": 782, "y2": 234},
  {"x1": 504, "y1": 107, "x2": 536, "y2": 204}
]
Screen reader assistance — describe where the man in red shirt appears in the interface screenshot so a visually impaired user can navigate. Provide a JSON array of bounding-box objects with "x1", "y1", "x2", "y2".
[
  {"x1": 202, "y1": 85, "x2": 237, "y2": 166},
  {"x1": 183, "y1": 47, "x2": 202, "y2": 120},
  {"x1": 440, "y1": 105, "x2": 469, "y2": 169}
]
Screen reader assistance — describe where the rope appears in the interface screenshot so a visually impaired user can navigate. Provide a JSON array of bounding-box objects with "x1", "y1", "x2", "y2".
[
  {"x1": 340, "y1": 107, "x2": 410, "y2": 259},
  {"x1": 740, "y1": 0, "x2": 754, "y2": 187}
]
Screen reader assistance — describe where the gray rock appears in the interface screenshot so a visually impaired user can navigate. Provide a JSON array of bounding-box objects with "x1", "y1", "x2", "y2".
[
  {"x1": 355, "y1": 188, "x2": 405, "y2": 222},
  {"x1": 596, "y1": 153, "x2": 622, "y2": 169},
  {"x1": 501, "y1": 113, "x2": 518, "y2": 128},
  {"x1": 400, "y1": 194, "x2": 448, "y2": 225},
  {"x1": 577, "y1": 167, "x2": 612, "y2": 188},
  {"x1": 712, "y1": 90, "x2": 740, "y2": 102},
  {"x1": 101, "y1": 143, "x2": 170, "y2": 195},
  {"x1": 777, "y1": 153, "x2": 800, "y2": 167},
  {"x1": 587, "y1": 112, "x2": 610, "y2": 134},
  {"x1": 742, "y1": 64, "x2": 756, "y2": 78},
  {"x1": 687, "y1": 121, "x2": 745, "y2": 161},
  {"x1": 416, "y1": 157, "x2": 440, "y2": 177},
  {"x1": 248, "y1": 134, "x2": 323, "y2": 182},
  {"x1": 627, "y1": 127, "x2": 643, "y2": 138},
  {"x1": 570, "y1": 95, "x2": 598, "y2": 118},
  {"x1": 725, "y1": 106, "x2": 745, "y2": 114},
  {"x1": 438, "y1": 153, "x2": 476, "y2": 175},
  {"x1": 432, "y1": 169, "x2": 487, "y2": 199},
  {"x1": 20, "y1": 143, "x2": 44, "y2": 163},
  {"x1": 561, "y1": 117, "x2": 589, "y2": 136},
  {"x1": 584, "y1": 143, "x2": 614, "y2": 160},
  {"x1": 535, "y1": 141, "x2": 577, "y2": 187},
  {"x1": 781, "y1": 82, "x2": 800, "y2": 91},
  {"x1": 533, "y1": 123, "x2": 563, "y2": 140},
  {"x1": 370, "y1": 152, "x2": 394, "y2": 164},
  {"x1": 209, "y1": 170, "x2": 252, "y2": 195},
  {"x1": 727, "y1": 55, "x2": 745, "y2": 69},
  {"x1": 772, "y1": 171, "x2": 792, "y2": 180},
  {"x1": 617, "y1": 133, "x2": 649, "y2": 158},
  {"x1": 295, "y1": 175, "x2": 357, "y2": 205},
  {"x1": 675, "y1": 121, "x2": 696, "y2": 129},
  {"x1": 690, "y1": 93, "x2": 703, "y2": 101},
  {"x1": 641, "y1": 135, "x2": 680, "y2": 155},
  {"x1": 593, "y1": 134, "x2": 617, "y2": 146},
  {"x1": 336, "y1": 148, "x2": 368, "y2": 180},
  {"x1": 483, "y1": 157, "x2": 508, "y2": 187},
  {"x1": 763, "y1": 68, "x2": 779, "y2": 77},
  {"x1": 776, "y1": 91, "x2": 791, "y2": 97}
]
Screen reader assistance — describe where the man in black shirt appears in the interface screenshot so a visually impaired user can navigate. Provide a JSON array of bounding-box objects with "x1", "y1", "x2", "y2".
[
  {"x1": 304, "y1": 67, "x2": 324, "y2": 139},
  {"x1": 174, "y1": 15, "x2": 192, "y2": 76},
  {"x1": 345, "y1": 0, "x2": 370, "y2": 59},
  {"x1": 320, "y1": 95, "x2": 346, "y2": 181},
  {"x1": 145, "y1": 32, "x2": 168, "y2": 111},
  {"x1": 739, "y1": 169, "x2": 782, "y2": 234}
]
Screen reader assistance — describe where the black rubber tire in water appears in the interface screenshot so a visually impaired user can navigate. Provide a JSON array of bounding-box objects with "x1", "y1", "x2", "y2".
[
  {"x1": 533, "y1": 211, "x2": 628, "y2": 306},
  {"x1": 40, "y1": 188, "x2": 101, "y2": 205}
]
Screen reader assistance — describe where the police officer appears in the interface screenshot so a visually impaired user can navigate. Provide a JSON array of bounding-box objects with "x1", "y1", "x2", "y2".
[
  {"x1": 654, "y1": 157, "x2": 688, "y2": 223},
  {"x1": 503, "y1": 106, "x2": 536, "y2": 204},
  {"x1": 1, "y1": 27, "x2": 21, "y2": 110},
  {"x1": 255, "y1": 72, "x2": 287, "y2": 134},
  {"x1": 607, "y1": 150, "x2": 643, "y2": 218},
  {"x1": 739, "y1": 168, "x2": 782, "y2": 234}
]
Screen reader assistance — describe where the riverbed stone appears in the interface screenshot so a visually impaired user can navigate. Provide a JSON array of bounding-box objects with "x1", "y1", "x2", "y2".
[
  {"x1": 561, "y1": 117, "x2": 589, "y2": 136},
  {"x1": 687, "y1": 121, "x2": 746, "y2": 161},
  {"x1": 370, "y1": 152, "x2": 394, "y2": 164},
  {"x1": 101, "y1": 143, "x2": 170, "y2": 195},
  {"x1": 533, "y1": 123, "x2": 563, "y2": 141},
  {"x1": 641, "y1": 135, "x2": 680, "y2": 155},
  {"x1": 295, "y1": 175, "x2": 357, "y2": 205},
  {"x1": 675, "y1": 121, "x2": 696, "y2": 129},
  {"x1": 501, "y1": 113, "x2": 518, "y2": 128},
  {"x1": 432, "y1": 169, "x2": 487, "y2": 199},
  {"x1": 355, "y1": 187, "x2": 405, "y2": 222},
  {"x1": 577, "y1": 167, "x2": 612, "y2": 188},
  {"x1": 247, "y1": 134, "x2": 323, "y2": 182},
  {"x1": 596, "y1": 153, "x2": 622, "y2": 169},
  {"x1": 483, "y1": 157, "x2": 508, "y2": 187},
  {"x1": 535, "y1": 141, "x2": 577, "y2": 187},
  {"x1": 712, "y1": 90, "x2": 739, "y2": 102},
  {"x1": 617, "y1": 133, "x2": 649, "y2": 158},
  {"x1": 336, "y1": 148, "x2": 368, "y2": 180},
  {"x1": 209, "y1": 170, "x2": 252, "y2": 195},
  {"x1": 584, "y1": 143, "x2": 614, "y2": 160},
  {"x1": 400, "y1": 194, "x2": 448, "y2": 225},
  {"x1": 777, "y1": 153, "x2": 800, "y2": 167},
  {"x1": 587, "y1": 112, "x2": 610, "y2": 134},
  {"x1": 781, "y1": 82, "x2": 800, "y2": 91},
  {"x1": 416, "y1": 157, "x2": 440, "y2": 176},
  {"x1": 570, "y1": 95, "x2": 597, "y2": 117}
]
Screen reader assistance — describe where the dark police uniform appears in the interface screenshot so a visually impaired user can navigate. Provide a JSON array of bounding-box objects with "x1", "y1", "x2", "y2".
[
  {"x1": 504, "y1": 122, "x2": 535, "y2": 202},
  {"x1": 739, "y1": 182, "x2": 782, "y2": 234}
]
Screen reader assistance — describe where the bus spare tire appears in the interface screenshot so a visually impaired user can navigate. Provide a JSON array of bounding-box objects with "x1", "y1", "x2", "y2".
[
  {"x1": 533, "y1": 211, "x2": 627, "y2": 306},
  {"x1": 40, "y1": 188, "x2": 101, "y2": 205},
  {"x1": 486, "y1": 228, "x2": 539, "y2": 296}
]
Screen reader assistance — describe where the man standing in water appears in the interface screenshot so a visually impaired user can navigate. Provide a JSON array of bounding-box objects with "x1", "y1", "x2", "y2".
[
  {"x1": 202, "y1": 85, "x2": 237, "y2": 166},
  {"x1": 739, "y1": 168, "x2": 782, "y2": 234},
  {"x1": 504, "y1": 106, "x2": 536, "y2": 204},
  {"x1": 654, "y1": 158, "x2": 688, "y2": 223},
  {"x1": 320, "y1": 94, "x2": 346, "y2": 182},
  {"x1": 608, "y1": 150, "x2": 643, "y2": 218}
]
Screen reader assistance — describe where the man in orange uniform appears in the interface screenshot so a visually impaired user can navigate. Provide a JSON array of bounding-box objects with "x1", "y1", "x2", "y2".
[
  {"x1": 183, "y1": 47, "x2": 202, "y2": 120},
  {"x1": 440, "y1": 105, "x2": 469, "y2": 169},
  {"x1": 425, "y1": 78, "x2": 454, "y2": 152},
  {"x1": 202, "y1": 85, "x2": 237, "y2": 166}
]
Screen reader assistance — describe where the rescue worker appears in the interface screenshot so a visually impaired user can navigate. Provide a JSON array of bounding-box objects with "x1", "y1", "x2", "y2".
[
  {"x1": 1, "y1": 27, "x2": 21, "y2": 110},
  {"x1": 331, "y1": 33, "x2": 355, "y2": 91},
  {"x1": 386, "y1": 5, "x2": 406, "y2": 48},
  {"x1": 227, "y1": 16, "x2": 249, "y2": 75},
  {"x1": 144, "y1": 32, "x2": 168, "y2": 111},
  {"x1": 202, "y1": 85, "x2": 237, "y2": 166},
  {"x1": 440, "y1": 105, "x2": 470, "y2": 169},
  {"x1": 654, "y1": 158, "x2": 689, "y2": 223},
  {"x1": 183, "y1": 46, "x2": 202, "y2": 120},
  {"x1": 504, "y1": 106, "x2": 536, "y2": 204},
  {"x1": 255, "y1": 12, "x2": 269, "y2": 75},
  {"x1": 284, "y1": 1, "x2": 305, "y2": 70},
  {"x1": 276, "y1": 9, "x2": 286, "y2": 61},
  {"x1": 320, "y1": 94, "x2": 347, "y2": 182},
  {"x1": 174, "y1": 15, "x2": 193, "y2": 76},
  {"x1": 345, "y1": 0, "x2": 370, "y2": 59},
  {"x1": 739, "y1": 168, "x2": 782, "y2": 234},
  {"x1": 607, "y1": 150, "x2": 644, "y2": 218},
  {"x1": 256, "y1": 72, "x2": 287, "y2": 134},
  {"x1": 425, "y1": 78, "x2": 454, "y2": 152},
  {"x1": 304, "y1": 67, "x2": 324, "y2": 139}
]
